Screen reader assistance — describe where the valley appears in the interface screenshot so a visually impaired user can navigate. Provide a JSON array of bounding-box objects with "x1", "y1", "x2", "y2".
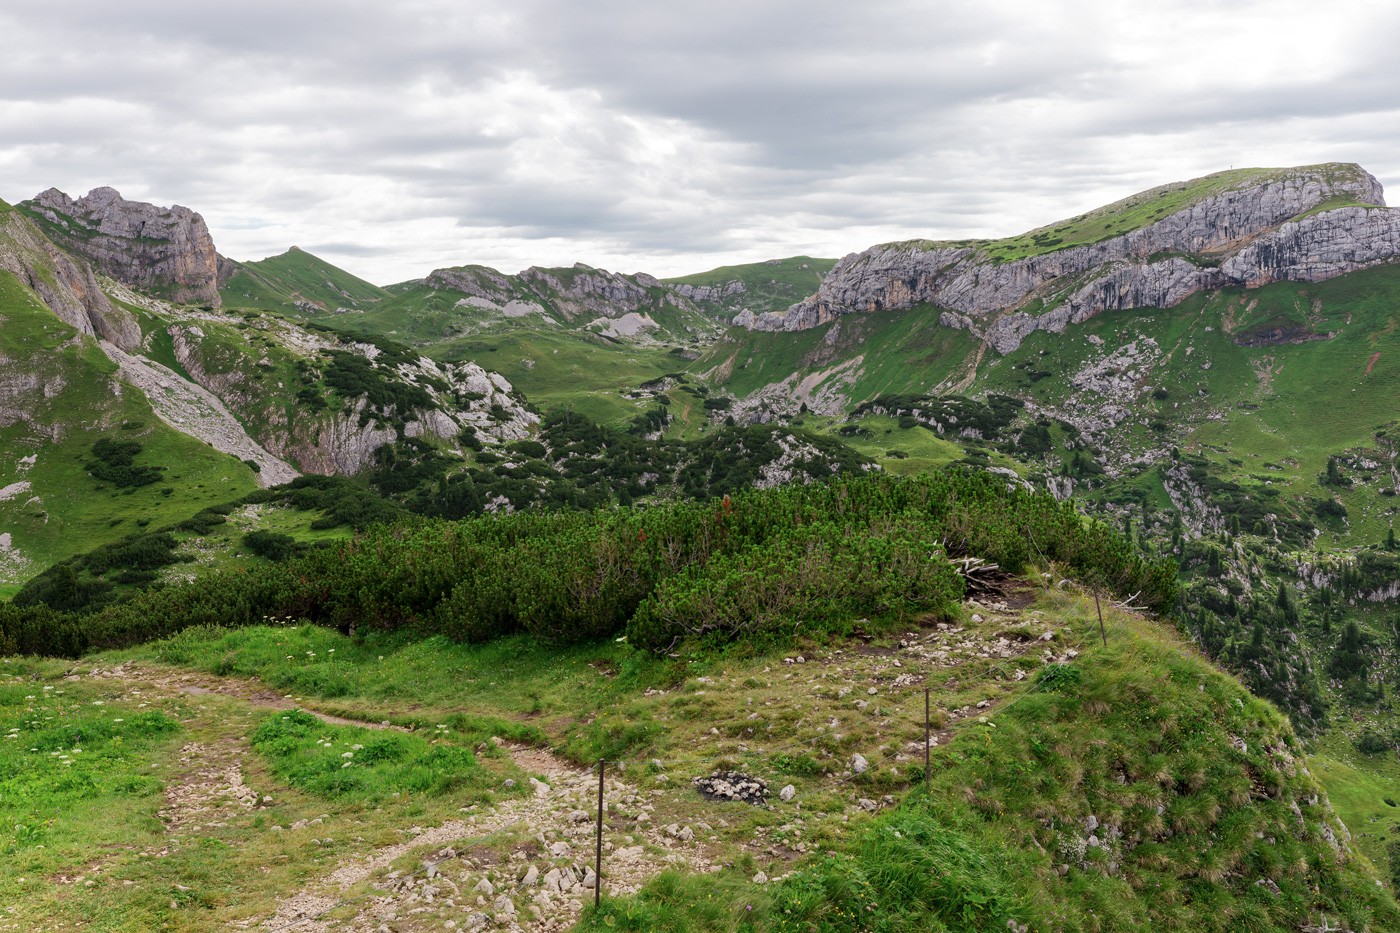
[{"x1": 4, "y1": 163, "x2": 1400, "y2": 930}]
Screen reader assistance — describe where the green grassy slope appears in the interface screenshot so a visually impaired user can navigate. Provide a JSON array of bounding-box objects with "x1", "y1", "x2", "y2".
[
  {"x1": 0, "y1": 272, "x2": 260, "y2": 594},
  {"x1": 329, "y1": 277, "x2": 716, "y2": 428},
  {"x1": 701, "y1": 263, "x2": 1400, "y2": 545},
  {"x1": 2, "y1": 577, "x2": 1391, "y2": 930},
  {"x1": 220, "y1": 247, "x2": 390, "y2": 314}
]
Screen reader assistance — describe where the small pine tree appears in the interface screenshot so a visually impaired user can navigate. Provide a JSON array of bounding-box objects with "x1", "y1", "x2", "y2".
[{"x1": 1330, "y1": 621, "x2": 1374, "y2": 681}]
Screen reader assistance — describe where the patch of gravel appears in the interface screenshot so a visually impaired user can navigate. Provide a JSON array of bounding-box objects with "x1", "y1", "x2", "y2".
[
  {"x1": 262, "y1": 749, "x2": 714, "y2": 932},
  {"x1": 99, "y1": 340, "x2": 299, "y2": 486}
]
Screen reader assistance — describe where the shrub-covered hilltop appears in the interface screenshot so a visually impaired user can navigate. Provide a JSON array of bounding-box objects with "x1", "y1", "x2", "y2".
[
  {"x1": 1, "y1": 471, "x2": 1172, "y2": 657},
  {"x1": 3, "y1": 470, "x2": 1398, "y2": 932}
]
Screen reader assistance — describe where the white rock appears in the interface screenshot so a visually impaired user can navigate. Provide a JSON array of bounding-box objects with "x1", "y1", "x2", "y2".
[
  {"x1": 779, "y1": 785, "x2": 796, "y2": 801},
  {"x1": 851, "y1": 754, "x2": 869, "y2": 774}
]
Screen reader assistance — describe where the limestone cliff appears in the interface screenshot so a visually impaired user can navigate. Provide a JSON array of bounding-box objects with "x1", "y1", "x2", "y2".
[
  {"x1": 0, "y1": 203, "x2": 140, "y2": 349},
  {"x1": 20, "y1": 186, "x2": 221, "y2": 307},
  {"x1": 163, "y1": 315, "x2": 536, "y2": 475},
  {"x1": 753, "y1": 163, "x2": 1400, "y2": 352},
  {"x1": 424, "y1": 261, "x2": 710, "y2": 325}
]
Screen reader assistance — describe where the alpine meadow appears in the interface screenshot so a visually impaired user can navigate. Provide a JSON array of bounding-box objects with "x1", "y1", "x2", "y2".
[{"x1": 6, "y1": 141, "x2": 1400, "y2": 933}]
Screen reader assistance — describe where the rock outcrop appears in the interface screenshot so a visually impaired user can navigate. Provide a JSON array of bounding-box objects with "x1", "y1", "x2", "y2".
[
  {"x1": 424, "y1": 261, "x2": 711, "y2": 325},
  {"x1": 166, "y1": 319, "x2": 535, "y2": 475},
  {"x1": 750, "y1": 164, "x2": 1400, "y2": 352},
  {"x1": 670, "y1": 280, "x2": 746, "y2": 303},
  {"x1": 0, "y1": 204, "x2": 141, "y2": 349},
  {"x1": 21, "y1": 186, "x2": 221, "y2": 307}
]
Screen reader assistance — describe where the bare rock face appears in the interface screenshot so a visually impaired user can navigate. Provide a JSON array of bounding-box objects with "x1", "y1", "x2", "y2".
[
  {"x1": 753, "y1": 164, "x2": 1398, "y2": 352},
  {"x1": 424, "y1": 261, "x2": 705, "y2": 323},
  {"x1": 0, "y1": 205, "x2": 141, "y2": 349},
  {"x1": 670, "y1": 280, "x2": 746, "y2": 303},
  {"x1": 23, "y1": 186, "x2": 221, "y2": 307},
  {"x1": 518, "y1": 264, "x2": 663, "y2": 320}
]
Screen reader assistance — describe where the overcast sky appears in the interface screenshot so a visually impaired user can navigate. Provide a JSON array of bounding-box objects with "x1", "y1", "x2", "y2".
[{"x1": 3, "y1": 0, "x2": 1398, "y2": 285}]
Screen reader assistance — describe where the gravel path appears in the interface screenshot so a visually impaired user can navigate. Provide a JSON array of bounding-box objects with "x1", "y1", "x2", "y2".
[{"x1": 84, "y1": 663, "x2": 712, "y2": 932}]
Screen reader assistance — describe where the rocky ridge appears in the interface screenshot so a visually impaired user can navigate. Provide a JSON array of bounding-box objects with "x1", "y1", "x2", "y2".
[
  {"x1": 159, "y1": 314, "x2": 536, "y2": 474},
  {"x1": 423, "y1": 262, "x2": 725, "y2": 339},
  {"x1": 749, "y1": 163, "x2": 1400, "y2": 352},
  {"x1": 0, "y1": 203, "x2": 140, "y2": 349},
  {"x1": 21, "y1": 186, "x2": 221, "y2": 307}
]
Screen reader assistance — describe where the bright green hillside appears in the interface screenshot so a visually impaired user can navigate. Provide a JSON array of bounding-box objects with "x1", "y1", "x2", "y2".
[
  {"x1": 0, "y1": 271, "x2": 260, "y2": 597},
  {"x1": 220, "y1": 246, "x2": 390, "y2": 314}
]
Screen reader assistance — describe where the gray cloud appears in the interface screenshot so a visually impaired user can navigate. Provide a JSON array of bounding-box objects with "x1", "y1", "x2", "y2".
[{"x1": 3, "y1": 0, "x2": 1399, "y2": 283}]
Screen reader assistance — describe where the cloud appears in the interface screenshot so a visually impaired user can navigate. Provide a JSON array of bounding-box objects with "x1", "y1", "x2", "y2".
[{"x1": 3, "y1": 0, "x2": 1399, "y2": 283}]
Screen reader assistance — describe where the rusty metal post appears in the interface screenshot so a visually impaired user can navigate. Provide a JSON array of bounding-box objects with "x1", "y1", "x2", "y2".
[
  {"x1": 924, "y1": 687, "x2": 931, "y2": 794},
  {"x1": 1094, "y1": 590, "x2": 1107, "y2": 648}
]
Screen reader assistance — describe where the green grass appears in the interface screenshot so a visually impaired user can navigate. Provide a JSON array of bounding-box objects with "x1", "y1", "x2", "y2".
[
  {"x1": 580, "y1": 588, "x2": 1400, "y2": 932},
  {"x1": 219, "y1": 246, "x2": 389, "y2": 314},
  {"x1": 251, "y1": 708, "x2": 490, "y2": 802},
  {"x1": 7, "y1": 574, "x2": 1399, "y2": 930},
  {"x1": 665, "y1": 256, "x2": 837, "y2": 315},
  {"x1": 0, "y1": 660, "x2": 185, "y2": 919},
  {"x1": 0, "y1": 271, "x2": 260, "y2": 583},
  {"x1": 1309, "y1": 731, "x2": 1400, "y2": 880},
  {"x1": 437, "y1": 324, "x2": 688, "y2": 426},
  {"x1": 121, "y1": 624, "x2": 645, "y2": 747}
]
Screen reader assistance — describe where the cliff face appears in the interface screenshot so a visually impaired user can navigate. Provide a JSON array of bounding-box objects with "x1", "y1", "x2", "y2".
[
  {"x1": 755, "y1": 164, "x2": 1400, "y2": 352},
  {"x1": 0, "y1": 205, "x2": 141, "y2": 349},
  {"x1": 424, "y1": 261, "x2": 709, "y2": 323},
  {"x1": 21, "y1": 187, "x2": 221, "y2": 307}
]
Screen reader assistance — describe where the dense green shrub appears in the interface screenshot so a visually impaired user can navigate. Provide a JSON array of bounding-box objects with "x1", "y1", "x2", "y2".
[
  {"x1": 5, "y1": 471, "x2": 1175, "y2": 659},
  {"x1": 244, "y1": 531, "x2": 299, "y2": 561},
  {"x1": 627, "y1": 517, "x2": 964, "y2": 652},
  {"x1": 88, "y1": 437, "x2": 164, "y2": 488}
]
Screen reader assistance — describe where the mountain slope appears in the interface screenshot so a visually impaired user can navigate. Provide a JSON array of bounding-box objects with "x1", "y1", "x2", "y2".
[
  {"x1": 664, "y1": 254, "x2": 837, "y2": 318},
  {"x1": 753, "y1": 163, "x2": 1399, "y2": 354},
  {"x1": 0, "y1": 268, "x2": 261, "y2": 596},
  {"x1": 0, "y1": 196, "x2": 140, "y2": 348},
  {"x1": 218, "y1": 246, "x2": 391, "y2": 314}
]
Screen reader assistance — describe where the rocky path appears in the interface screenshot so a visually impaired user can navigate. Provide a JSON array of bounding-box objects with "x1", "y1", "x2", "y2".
[
  {"x1": 100, "y1": 340, "x2": 299, "y2": 486},
  {"x1": 84, "y1": 663, "x2": 712, "y2": 932}
]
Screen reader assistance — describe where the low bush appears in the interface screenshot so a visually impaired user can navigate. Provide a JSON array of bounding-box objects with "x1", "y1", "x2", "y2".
[{"x1": 5, "y1": 470, "x2": 1176, "y2": 660}]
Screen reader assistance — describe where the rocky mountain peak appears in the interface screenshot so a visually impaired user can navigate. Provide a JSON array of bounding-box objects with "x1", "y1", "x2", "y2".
[{"x1": 22, "y1": 185, "x2": 222, "y2": 307}]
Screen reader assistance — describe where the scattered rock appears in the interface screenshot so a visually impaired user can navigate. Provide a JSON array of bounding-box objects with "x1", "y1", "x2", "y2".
[{"x1": 693, "y1": 770, "x2": 769, "y2": 805}]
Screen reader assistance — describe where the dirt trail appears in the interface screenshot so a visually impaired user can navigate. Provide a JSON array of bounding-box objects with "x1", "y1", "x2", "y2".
[{"x1": 84, "y1": 662, "x2": 712, "y2": 932}]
